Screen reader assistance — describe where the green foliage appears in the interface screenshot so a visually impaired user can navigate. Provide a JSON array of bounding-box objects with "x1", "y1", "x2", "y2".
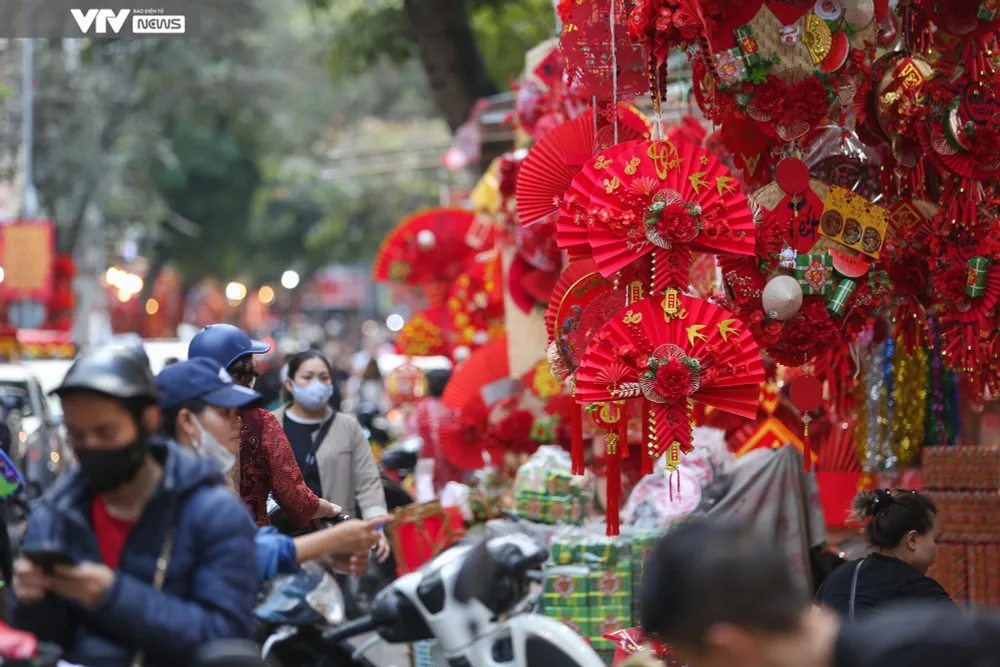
[{"x1": 324, "y1": 0, "x2": 555, "y2": 89}]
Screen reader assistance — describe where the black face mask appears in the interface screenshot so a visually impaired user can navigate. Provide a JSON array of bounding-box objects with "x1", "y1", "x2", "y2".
[{"x1": 76, "y1": 437, "x2": 150, "y2": 494}]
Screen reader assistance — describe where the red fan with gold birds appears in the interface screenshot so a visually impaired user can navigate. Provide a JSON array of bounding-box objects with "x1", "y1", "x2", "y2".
[
  {"x1": 517, "y1": 106, "x2": 650, "y2": 228},
  {"x1": 372, "y1": 208, "x2": 496, "y2": 288},
  {"x1": 571, "y1": 137, "x2": 759, "y2": 293},
  {"x1": 576, "y1": 291, "x2": 764, "y2": 467}
]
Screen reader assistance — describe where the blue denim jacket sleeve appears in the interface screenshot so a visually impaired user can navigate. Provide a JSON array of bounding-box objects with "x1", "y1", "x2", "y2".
[{"x1": 255, "y1": 526, "x2": 298, "y2": 582}]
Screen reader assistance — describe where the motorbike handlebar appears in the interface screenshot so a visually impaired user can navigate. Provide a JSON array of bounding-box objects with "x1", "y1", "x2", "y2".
[{"x1": 322, "y1": 615, "x2": 378, "y2": 643}]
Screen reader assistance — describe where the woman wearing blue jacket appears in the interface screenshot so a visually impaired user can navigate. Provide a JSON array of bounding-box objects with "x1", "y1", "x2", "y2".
[
  {"x1": 156, "y1": 358, "x2": 384, "y2": 582},
  {"x1": 10, "y1": 346, "x2": 258, "y2": 667}
]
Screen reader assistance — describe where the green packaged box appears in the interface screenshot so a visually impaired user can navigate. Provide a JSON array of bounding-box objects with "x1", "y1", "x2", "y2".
[
  {"x1": 543, "y1": 566, "x2": 590, "y2": 608},
  {"x1": 547, "y1": 469, "x2": 573, "y2": 496},
  {"x1": 550, "y1": 537, "x2": 582, "y2": 566},
  {"x1": 582, "y1": 536, "x2": 630, "y2": 567},
  {"x1": 543, "y1": 605, "x2": 587, "y2": 636},
  {"x1": 588, "y1": 564, "x2": 632, "y2": 607},
  {"x1": 548, "y1": 495, "x2": 583, "y2": 525},
  {"x1": 632, "y1": 530, "x2": 661, "y2": 566},
  {"x1": 516, "y1": 491, "x2": 546, "y2": 522},
  {"x1": 588, "y1": 605, "x2": 632, "y2": 643},
  {"x1": 795, "y1": 254, "x2": 834, "y2": 295}
]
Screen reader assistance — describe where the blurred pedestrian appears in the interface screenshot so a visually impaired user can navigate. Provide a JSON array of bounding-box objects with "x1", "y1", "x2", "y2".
[
  {"x1": 11, "y1": 346, "x2": 257, "y2": 667},
  {"x1": 188, "y1": 324, "x2": 339, "y2": 527},
  {"x1": 274, "y1": 350, "x2": 390, "y2": 562},
  {"x1": 406, "y1": 369, "x2": 464, "y2": 490},
  {"x1": 816, "y1": 489, "x2": 951, "y2": 618},
  {"x1": 157, "y1": 358, "x2": 383, "y2": 581},
  {"x1": 640, "y1": 520, "x2": 1000, "y2": 667}
]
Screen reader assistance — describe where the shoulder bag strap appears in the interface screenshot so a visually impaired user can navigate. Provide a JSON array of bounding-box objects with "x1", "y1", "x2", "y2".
[
  {"x1": 302, "y1": 413, "x2": 338, "y2": 490},
  {"x1": 130, "y1": 531, "x2": 175, "y2": 667},
  {"x1": 848, "y1": 558, "x2": 865, "y2": 621}
]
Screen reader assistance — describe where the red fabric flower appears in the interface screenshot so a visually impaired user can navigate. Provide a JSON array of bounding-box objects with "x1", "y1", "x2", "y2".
[
  {"x1": 657, "y1": 203, "x2": 700, "y2": 242},
  {"x1": 556, "y1": 0, "x2": 575, "y2": 23},
  {"x1": 889, "y1": 251, "x2": 929, "y2": 299},
  {"x1": 652, "y1": 358, "x2": 694, "y2": 399},
  {"x1": 783, "y1": 78, "x2": 830, "y2": 128},
  {"x1": 752, "y1": 78, "x2": 790, "y2": 120},
  {"x1": 495, "y1": 409, "x2": 535, "y2": 450},
  {"x1": 781, "y1": 299, "x2": 834, "y2": 352}
]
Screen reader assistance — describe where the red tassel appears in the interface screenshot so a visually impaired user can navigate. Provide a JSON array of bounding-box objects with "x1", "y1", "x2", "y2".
[
  {"x1": 605, "y1": 432, "x2": 621, "y2": 536},
  {"x1": 571, "y1": 404, "x2": 585, "y2": 475},
  {"x1": 803, "y1": 414, "x2": 812, "y2": 472},
  {"x1": 641, "y1": 403, "x2": 654, "y2": 476}
]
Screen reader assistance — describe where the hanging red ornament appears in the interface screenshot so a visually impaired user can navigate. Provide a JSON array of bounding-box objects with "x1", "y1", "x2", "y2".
[{"x1": 790, "y1": 375, "x2": 823, "y2": 471}]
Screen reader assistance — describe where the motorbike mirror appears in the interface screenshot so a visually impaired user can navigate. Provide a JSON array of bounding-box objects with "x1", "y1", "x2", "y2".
[
  {"x1": 304, "y1": 562, "x2": 346, "y2": 626},
  {"x1": 453, "y1": 539, "x2": 500, "y2": 604}
]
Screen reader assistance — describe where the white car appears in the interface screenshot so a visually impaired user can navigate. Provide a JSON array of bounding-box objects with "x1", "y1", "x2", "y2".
[{"x1": 0, "y1": 363, "x2": 71, "y2": 496}]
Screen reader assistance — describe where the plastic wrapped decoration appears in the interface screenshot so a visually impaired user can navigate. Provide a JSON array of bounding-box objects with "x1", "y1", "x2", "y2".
[
  {"x1": 558, "y1": 0, "x2": 649, "y2": 101},
  {"x1": 718, "y1": 174, "x2": 892, "y2": 368},
  {"x1": 688, "y1": 0, "x2": 878, "y2": 143},
  {"x1": 514, "y1": 39, "x2": 590, "y2": 141},
  {"x1": 513, "y1": 445, "x2": 594, "y2": 525},
  {"x1": 917, "y1": 71, "x2": 1000, "y2": 227}
]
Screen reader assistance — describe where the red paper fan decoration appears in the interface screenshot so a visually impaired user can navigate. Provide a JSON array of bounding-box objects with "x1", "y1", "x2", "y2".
[
  {"x1": 576, "y1": 291, "x2": 764, "y2": 464},
  {"x1": 577, "y1": 138, "x2": 758, "y2": 293},
  {"x1": 372, "y1": 208, "x2": 496, "y2": 286},
  {"x1": 559, "y1": 0, "x2": 649, "y2": 100},
  {"x1": 447, "y1": 251, "x2": 504, "y2": 350},
  {"x1": 544, "y1": 260, "x2": 615, "y2": 375},
  {"x1": 395, "y1": 305, "x2": 452, "y2": 357},
  {"x1": 517, "y1": 107, "x2": 650, "y2": 227},
  {"x1": 439, "y1": 336, "x2": 511, "y2": 470}
]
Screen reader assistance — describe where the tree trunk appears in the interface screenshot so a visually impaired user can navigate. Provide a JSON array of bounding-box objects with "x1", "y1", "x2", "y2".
[{"x1": 403, "y1": 0, "x2": 498, "y2": 132}]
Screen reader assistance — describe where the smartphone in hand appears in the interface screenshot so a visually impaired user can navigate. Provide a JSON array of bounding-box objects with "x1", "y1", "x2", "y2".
[{"x1": 23, "y1": 549, "x2": 75, "y2": 574}]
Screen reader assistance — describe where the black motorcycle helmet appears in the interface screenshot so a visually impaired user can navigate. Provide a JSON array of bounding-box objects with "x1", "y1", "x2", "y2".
[{"x1": 53, "y1": 344, "x2": 158, "y2": 405}]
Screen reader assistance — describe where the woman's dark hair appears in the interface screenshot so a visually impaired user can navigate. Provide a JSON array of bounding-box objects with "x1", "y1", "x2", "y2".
[
  {"x1": 227, "y1": 356, "x2": 259, "y2": 388},
  {"x1": 287, "y1": 350, "x2": 333, "y2": 382},
  {"x1": 161, "y1": 398, "x2": 208, "y2": 440},
  {"x1": 361, "y1": 358, "x2": 383, "y2": 382},
  {"x1": 849, "y1": 488, "x2": 937, "y2": 549},
  {"x1": 425, "y1": 369, "x2": 451, "y2": 398}
]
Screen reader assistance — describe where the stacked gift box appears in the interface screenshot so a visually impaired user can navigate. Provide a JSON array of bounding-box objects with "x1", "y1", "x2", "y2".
[
  {"x1": 924, "y1": 446, "x2": 1000, "y2": 606},
  {"x1": 542, "y1": 533, "x2": 632, "y2": 660},
  {"x1": 515, "y1": 466, "x2": 592, "y2": 525}
]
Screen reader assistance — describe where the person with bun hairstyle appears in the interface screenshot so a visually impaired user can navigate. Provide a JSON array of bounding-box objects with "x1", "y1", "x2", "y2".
[{"x1": 816, "y1": 488, "x2": 952, "y2": 618}]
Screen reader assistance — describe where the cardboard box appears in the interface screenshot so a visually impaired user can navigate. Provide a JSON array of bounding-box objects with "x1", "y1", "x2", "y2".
[
  {"x1": 923, "y1": 446, "x2": 1000, "y2": 491},
  {"x1": 927, "y1": 491, "x2": 1000, "y2": 542},
  {"x1": 928, "y1": 542, "x2": 967, "y2": 603}
]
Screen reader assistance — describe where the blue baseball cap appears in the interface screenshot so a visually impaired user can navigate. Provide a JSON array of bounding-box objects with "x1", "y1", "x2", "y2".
[
  {"x1": 188, "y1": 323, "x2": 271, "y2": 369},
  {"x1": 157, "y1": 358, "x2": 261, "y2": 410}
]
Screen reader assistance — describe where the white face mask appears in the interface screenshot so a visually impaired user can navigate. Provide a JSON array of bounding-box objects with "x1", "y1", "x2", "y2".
[{"x1": 192, "y1": 415, "x2": 237, "y2": 474}]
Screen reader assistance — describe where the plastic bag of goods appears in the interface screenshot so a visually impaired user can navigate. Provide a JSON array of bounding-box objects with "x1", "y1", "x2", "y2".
[{"x1": 514, "y1": 445, "x2": 594, "y2": 525}]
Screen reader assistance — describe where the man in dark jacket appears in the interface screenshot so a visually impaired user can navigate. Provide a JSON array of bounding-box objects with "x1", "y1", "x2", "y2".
[{"x1": 10, "y1": 346, "x2": 258, "y2": 667}]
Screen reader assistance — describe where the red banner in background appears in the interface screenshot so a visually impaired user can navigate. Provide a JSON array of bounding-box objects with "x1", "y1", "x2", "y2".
[{"x1": 1, "y1": 220, "x2": 54, "y2": 301}]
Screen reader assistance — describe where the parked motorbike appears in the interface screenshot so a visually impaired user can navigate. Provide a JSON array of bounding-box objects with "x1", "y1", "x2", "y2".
[{"x1": 260, "y1": 534, "x2": 605, "y2": 667}]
